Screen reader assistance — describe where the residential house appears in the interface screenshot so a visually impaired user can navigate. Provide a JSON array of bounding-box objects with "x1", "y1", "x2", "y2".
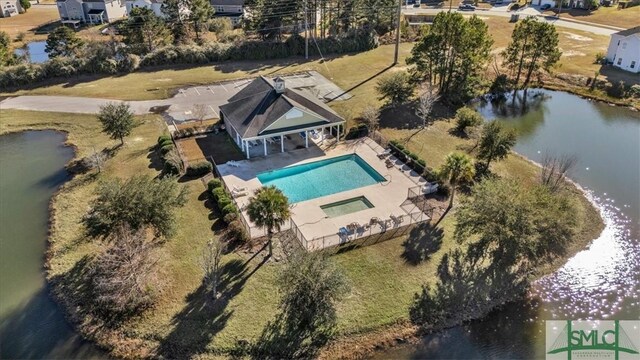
[
  {"x1": 220, "y1": 76, "x2": 345, "y2": 159},
  {"x1": 0, "y1": 0, "x2": 22, "y2": 17},
  {"x1": 56, "y1": 0, "x2": 127, "y2": 24},
  {"x1": 606, "y1": 26, "x2": 640, "y2": 73},
  {"x1": 125, "y1": 0, "x2": 164, "y2": 17},
  {"x1": 210, "y1": 0, "x2": 243, "y2": 26}
]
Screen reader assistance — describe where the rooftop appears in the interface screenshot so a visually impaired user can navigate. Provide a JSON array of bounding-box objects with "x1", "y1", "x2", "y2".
[{"x1": 614, "y1": 26, "x2": 640, "y2": 37}]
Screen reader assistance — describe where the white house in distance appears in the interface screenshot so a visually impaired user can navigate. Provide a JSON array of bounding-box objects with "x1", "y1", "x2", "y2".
[
  {"x1": 606, "y1": 26, "x2": 640, "y2": 73},
  {"x1": 125, "y1": 0, "x2": 164, "y2": 17},
  {"x1": 0, "y1": 0, "x2": 22, "y2": 17},
  {"x1": 56, "y1": 0, "x2": 127, "y2": 25},
  {"x1": 210, "y1": 0, "x2": 244, "y2": 25},
  {"x1": 219, "y1": 76, "x2": 345, "y2": 159}
]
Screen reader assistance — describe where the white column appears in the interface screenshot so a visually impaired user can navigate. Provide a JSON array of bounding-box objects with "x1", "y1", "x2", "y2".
[
  {"x1": 281, "y1": 135, "x2": 284, "y2": 152},
  {"x1": 245, "y1": 141, "x2": 250, "y2": 159},
  {"x1": 236, "y1": 133, "x2": 240, "y2": 145},
  {"x1": 263, "y1": 139, "x2": 267, "y2": 156},
  {"x1": 337, "y1": 125, "x2": 340, "y2": 142},
  {"x1": 305, "y1": 130, "x2": 309, "y2": 148}
]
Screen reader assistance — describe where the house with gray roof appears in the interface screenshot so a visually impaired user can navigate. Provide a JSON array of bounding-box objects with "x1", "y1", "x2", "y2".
[
  {"x1": 606, "y1": 26, "x2": 640, "y2": 73},
  {"x1": 56, "y1": 0, "x2": 126, "y2": 25},
  {"x1": 210, "y1": 0, "x2": 244, "y2": 25},
  {"x1": 220, "y1": 76, "x2": 345, "y2": 159}
]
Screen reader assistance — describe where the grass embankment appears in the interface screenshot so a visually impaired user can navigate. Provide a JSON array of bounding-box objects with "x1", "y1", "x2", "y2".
[{"x1": 1, "y1": 103, "x2": 603, "y2": 357}]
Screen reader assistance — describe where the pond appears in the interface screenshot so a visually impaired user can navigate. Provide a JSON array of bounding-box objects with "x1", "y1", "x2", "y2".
[
  {"x1": 0, "y1": 131, "x2": 105, "y2": 359},
  {"x1": 14, "y1": 41, "x2": 49, "y2": 64},
  {"x1": 374, "y1": 89, "x2": 640, "y2": 358}
]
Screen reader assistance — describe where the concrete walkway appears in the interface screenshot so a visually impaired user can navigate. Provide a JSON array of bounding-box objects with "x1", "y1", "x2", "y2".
[{"x1": 403, "y1": 7, "x2": 621, "y2": 36}]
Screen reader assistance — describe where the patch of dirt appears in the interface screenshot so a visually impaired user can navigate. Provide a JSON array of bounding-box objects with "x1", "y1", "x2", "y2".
[
  {"x1": 155, "y1": 78, "x2": 174, "y2": 82},
  {"x1": 562, "y1": 50, "x2": 587, "y2": 57},
  {"x1": 562, "y1": 32, "x2": 593, "y2": 42}
]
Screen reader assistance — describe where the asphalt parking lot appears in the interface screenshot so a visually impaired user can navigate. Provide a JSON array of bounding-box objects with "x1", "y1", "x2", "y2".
[{"x1": 165, "y1": 71, "x2": 351, "y2": 123}]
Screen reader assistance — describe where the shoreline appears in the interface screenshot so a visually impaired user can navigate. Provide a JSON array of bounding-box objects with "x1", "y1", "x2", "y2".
[{"x1": 4, "y1": 114, "x2": 606, "y2": 359}]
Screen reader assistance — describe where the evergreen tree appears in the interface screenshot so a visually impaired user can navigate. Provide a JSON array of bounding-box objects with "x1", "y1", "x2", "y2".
[
  {"x1": 162, "y1": 0, "x2": 190, "y2": 43},
  {"x1": 407, "y1": 12, "x2": 493, "y2": 103},
  {"x1": 502, "y1": 18, "x2": 561, "y2": 97},
  {"x1": 477, "y1": 121, "x2": 517, "y2": 175},
  {"x1": 189, "y1": 0, "x2": 214, "y2": 43},
  {"x1": 0, "y1": 31, "x2": 18, "y2": 67},
  {"x1": 120, "y1": 7, "x2": 172, "y2": 53},
  {"x1": 45, "y1": 26, "x2": 84, "y2": 58}
]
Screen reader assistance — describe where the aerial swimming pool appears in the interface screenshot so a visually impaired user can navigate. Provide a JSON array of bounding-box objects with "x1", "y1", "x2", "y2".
[{"x1": 257, "y1": 154, "x2": 385, "y2": 203}]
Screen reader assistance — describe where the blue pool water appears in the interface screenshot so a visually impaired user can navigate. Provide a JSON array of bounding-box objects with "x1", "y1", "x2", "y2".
[{"x1": 257, "y1": 154, "x2": 386, "y2": 203}]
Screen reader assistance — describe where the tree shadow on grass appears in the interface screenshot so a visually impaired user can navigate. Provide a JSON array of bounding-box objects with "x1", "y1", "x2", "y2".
[
  {"x1": 156, "y1": 253, "x2": 269, "y2": 359},
  {"x1": 402, "y1": 222, "x2": 444, "y2": 265}
]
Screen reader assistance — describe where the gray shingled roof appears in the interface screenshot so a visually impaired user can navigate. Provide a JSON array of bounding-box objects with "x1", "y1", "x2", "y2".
[
  {"x1": 220, "y1": 76, "x2": 344, "y2": 139},
  {"x1": 614, "y1": 26, "x2": 640, "y2": 37}
]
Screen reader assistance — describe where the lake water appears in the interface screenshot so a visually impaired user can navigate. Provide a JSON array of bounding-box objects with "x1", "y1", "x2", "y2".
[
  {"x1": 374, "y1": 89, "x2": 640, "y2": 358},
  {"x1": 14, "y1": 41, "x2": 49, "y2": 64},
  {"x1": 0, "y1": 131, "x2": 105, "y2": 359}
]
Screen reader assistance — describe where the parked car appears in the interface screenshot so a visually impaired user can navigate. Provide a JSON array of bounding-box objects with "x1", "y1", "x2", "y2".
[
  {"x1": 540, "y1": 3, "x2": 551, "y2": 9},
  {"x1": 458, "y1": 3, "x2": 476, "y2": 10}
]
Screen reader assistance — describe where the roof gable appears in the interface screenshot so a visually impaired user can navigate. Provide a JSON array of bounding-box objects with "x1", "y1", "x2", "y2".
[{"x1": 614, "y1": 26, "x2": 640, "y2": 37}]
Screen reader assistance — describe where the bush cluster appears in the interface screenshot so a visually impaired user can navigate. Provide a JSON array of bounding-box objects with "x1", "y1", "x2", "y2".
[
  {"x1": 173, "y1": 124, "x2": 218, "y2": 139},
  {"x1": 207, "y1": 179, "x2": 248, "y2": 242},
  {"x1": 1, "y1": 31, "x2": 378, "y2": 89},
  {"x1": 186, "y1": 161, "x2": 213, "y2": 177},
  {"x1": 388, "y1": 139, "x2": 427, "y2": 173},
  {"x1": 156, "y1": 135, "x2": 181, "y2": 175},
  {"x1": 344, "y1": 123, "x2": 369, "y2": 140}
]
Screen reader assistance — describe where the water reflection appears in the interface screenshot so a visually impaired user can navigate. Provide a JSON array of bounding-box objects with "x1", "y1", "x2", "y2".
[{"x1": 374, "y1": 90, "x2": 640, "y2": 359}]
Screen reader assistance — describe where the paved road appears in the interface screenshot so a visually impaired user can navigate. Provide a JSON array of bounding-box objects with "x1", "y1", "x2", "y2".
[
  {"x1": 0, "y1": 71, "x2": 350, "y2": 121},
  {"x1": 403, "y1": 7, "x2": 621, "y2": 35}
]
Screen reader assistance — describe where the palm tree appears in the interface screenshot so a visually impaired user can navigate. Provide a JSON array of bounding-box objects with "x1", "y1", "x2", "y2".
[
  {"x1": 438, "y1": 152, "x2": 475, "y2": 210},
  {"x1": 246, "y1": 186, "x2": 291, "y2": 257}
]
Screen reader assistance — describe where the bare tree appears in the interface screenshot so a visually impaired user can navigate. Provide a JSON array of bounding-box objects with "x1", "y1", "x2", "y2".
[
  {"x1": 201, "y1": 238, "x2": 225, "y2": 300},
  {"x1": 415, "y1": 84, "x2": 440, "y2": 128},
  {"x1": 540, "y1": 153, "x2": 578, "y2": 192},
  {"x1": 192, "y1": 104, "x2": 208, "y2": 124},
  {"x1": 85, "y1": 147, "x2": 108, "y2": 173},
  {"x1": 360, "y1": 105, "x2": 380, "y2": 133},
  {"x1": 91, "y1": 225, "x2": 163, "y2": 315}
]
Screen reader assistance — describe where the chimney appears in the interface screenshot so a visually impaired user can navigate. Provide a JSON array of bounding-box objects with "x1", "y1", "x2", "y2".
[{"x1": 274, "y1": 77, "x2": 285, "y2": 94}]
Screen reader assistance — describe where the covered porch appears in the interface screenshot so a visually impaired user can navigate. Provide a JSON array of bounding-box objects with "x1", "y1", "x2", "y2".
[{"x1": 234, "y1": 124, "x2": 342, "y2": 159}]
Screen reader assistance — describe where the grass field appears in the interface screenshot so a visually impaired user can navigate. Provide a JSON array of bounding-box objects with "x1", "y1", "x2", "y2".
[
  {"x1": 0, "y1": 102, "x2": 603, "y2": 357},
  {"x1": 545, "y1": 5, "x2": 640, "y2": 29}
]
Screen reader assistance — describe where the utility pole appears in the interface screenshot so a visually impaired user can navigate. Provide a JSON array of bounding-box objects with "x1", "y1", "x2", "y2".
[
  {"x1": 304, "y1": 0, "x2": 309, "y2": 59},
  {"x1": 393, "y1": 0, "x2": 402, "y2": 65}
]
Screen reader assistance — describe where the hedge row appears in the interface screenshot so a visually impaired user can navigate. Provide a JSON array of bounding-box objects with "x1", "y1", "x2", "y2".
[
  {"x1": 186, "y1": 161, "x2": 213, "y2": 177},
  {"x1": 344, "y1": 123, "x2": 369, "y2": 140},
  {"x1": 388, "y1": 139, "x2": 427, "y2": 173},
  {"x1": 1, "y1": 31, "x2": 378, "y2": 89},
  {"x1": 208, "y1": 179, "x2": 248, "y2": 242}
]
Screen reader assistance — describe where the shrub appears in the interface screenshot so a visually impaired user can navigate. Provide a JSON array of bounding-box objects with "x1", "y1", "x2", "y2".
[
  {"x1": 227, "y1": 220, "x2": 248, "y2": 243},
  {"x1": 594, "y1": 52, "x2": 607, "y2": 65},
  {"x1": 158, "y1": 134, "x2": 172, "y2": 144},
  {"x1": 186, "y1": 161, "x2": 213, "y2": 177},
  {"x1": 163, "y1": 159, "x2": 181, "y2": 175},
  {"x1": 223, "y1": 212, "x2": 238, "y2": 223},
  {"x1": 222, "y1": 203, "x2": 238, "y2": 217},
  {"x1": 160, "y1": 144, "x2": 175, "y2": 156},
  {"x1": 629, "y1": 84, "x2": 640, "y2": 99},
  {"x1": 607, "y1": 80, "x2": 628, "y2": 99},
  {"x1": 212, "y1": 187, "x2": 226, "y2": 201},
  {"x1": 437, "y1": 183, "x2": 451, "y2": 197},
  {"x1": 454, "y1": 108, "x2": 484, "y2": 134},
  {"x1": 207, "y1": 178, "x2": 222, "y2": 192},
  {"x1": 208, "y1": 17, "x2": 233, "y2": 34},
  {"x1": 217, "y1": 195, "x2": 232, "y2": 210},
  {"x1": 423, "y1": 167, "x2": 439, "y2": 182}
]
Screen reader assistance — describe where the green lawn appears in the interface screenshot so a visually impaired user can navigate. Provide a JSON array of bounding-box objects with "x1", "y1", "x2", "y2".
[{"x1": 1, "y1": 106, "x2": 603, "y2": 358}]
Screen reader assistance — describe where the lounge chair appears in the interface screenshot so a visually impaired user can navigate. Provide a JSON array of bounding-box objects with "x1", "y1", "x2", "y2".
[
  {"x1": 385, "y1": 159, "x2": 394, "y2": 168},
  {"x1": 227, "y1": 161, "x2": 241, "y2": 167},
  {"x1": 233, "y1": 185, "x2": 247, "y2": 192},
  {"x1": 249, "y1": 140, "x2": 259, "y2": 147},
  {"x1": 266, "y1": 138, "x2": 276, "y2": 145},
  {"x1": 310, "y1": 130, "x2": 320, "y2": 139},
  {"x1": 299, "y1": 131, "x2": 307, "y2": 140},
  {"x1": 338, "y1": 227, "x2": 350, "y2": 238},
  {"x1": 232, "y1": 189, "x2": 248, "y2": 198},
  {"x1": 390, "y1": 214, "x2": 404, "y2": 225},
  {"x1": 377, "y1": 149, "x2": 391, "y2": 159}
]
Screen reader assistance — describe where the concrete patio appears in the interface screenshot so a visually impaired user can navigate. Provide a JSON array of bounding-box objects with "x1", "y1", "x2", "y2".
[{"x1": 217, "y1": 137, "x2": 431, "y2": 250}]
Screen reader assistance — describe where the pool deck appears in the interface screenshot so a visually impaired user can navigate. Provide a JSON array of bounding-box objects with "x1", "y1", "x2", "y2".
[{"x1": 217, "y1": 137, "x2": 430, "y2": 248}]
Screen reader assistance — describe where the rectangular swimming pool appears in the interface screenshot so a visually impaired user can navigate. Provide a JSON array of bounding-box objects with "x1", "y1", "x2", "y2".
[
  {"x1": 321, "y1": 196, "x2": 374, "y2": 218},
  {"x1": 257, "y1": 154, "x2": 386, "y2": 203}
]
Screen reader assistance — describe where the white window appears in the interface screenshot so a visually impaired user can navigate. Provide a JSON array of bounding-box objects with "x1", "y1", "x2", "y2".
[
  {"x1": 617, "y1": 58, "x2": 623, "y2": 65},
  {"x1": 631, "y1": 61, "x2": 637, "y2": 69}
]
